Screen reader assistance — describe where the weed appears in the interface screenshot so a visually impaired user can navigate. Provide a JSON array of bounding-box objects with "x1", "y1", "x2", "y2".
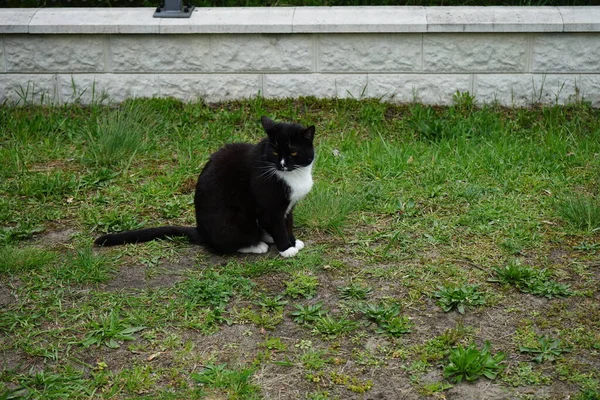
[
  {"x1": 306, "y1": 391, "x2": 331, "y2": 400},
  {"x1": 180, "y1": 270, "x2": 254, "y2": 309},
  {"x1": 311, "y1": 315, "x2": 360, "y2": 339},
  {"x1": 249, "y1": 309, "x2": 284, "y2": 330},
  {"x1": 491, "y1": 261, "x2": 537, "y2": 285},
  {"x1": 575, "y1": 387, "x2": 600, "y2": 400},
  {"x1": 260, "y1": 336, "x2": 287, "y2": 352},
  {"x1": 491, "y1": 262, "x2": 573, "y2": 298},
  {"x1": 443, "y1": 341, "x2": 506, "y2": 383},
  {"x1": 396, "y1": 197, "x2": 418, "y2": 218},
  {"x1": 502, "y1": 362, "x2": 551, "y2": 387},
  {"x1": 191, "y1": 363, "x2": 260, "y2": 400},
  {"x1": 377, "y1": 316, "x2": 412, "y2": 337},
  {"x1": 433, "y1": 284, "x2": 486, "y2": 314},
  {"x1": 284, "y1": 271, "x2": 319, "y2": 299},
  {"x1": 520, "y1": 335, "x2": 571, "y2": 363},
  {"x1": 254, "y1": 294, "x2": 288, "y2": 311},
  {"x1": 411, "y1": 324, "x2": 474, "y2": 364},
  {"x1": 359, "y1": 302, "x2": 412, "y2": 336},
  {"x1": 290, "y1": 302, "x2": 328, "y2": 324},
  {"x1": 360, "y1": 302, "x2": 400, "y2": 323},
  {"x1": 330, "y1": 372, "x2": 373, "y2": 393},
  {"x1": 526, "y1": 279, "x2": 573, "y2": 298},
  {"x1": 337, "y1": 282, "x2": 373, "y2": 300},
  {"x1": 300, "y1": 349, "x2": 331, "y2": 371}
]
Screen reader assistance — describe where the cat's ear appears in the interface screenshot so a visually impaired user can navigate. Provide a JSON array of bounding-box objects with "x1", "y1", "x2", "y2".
[
  {"x1": 261, "y1": 116, "x2": 276, "y2": 135},
  {"x1": 304, "y1": 126, "x2": 315, "y2": 142}
]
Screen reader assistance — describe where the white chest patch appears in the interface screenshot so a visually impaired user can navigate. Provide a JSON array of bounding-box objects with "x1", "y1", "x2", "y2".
[{"x1": 275, "y1": 162, "x2": 314, "y2": 215}]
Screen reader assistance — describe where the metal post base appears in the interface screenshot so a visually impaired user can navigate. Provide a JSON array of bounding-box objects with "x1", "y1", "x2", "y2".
[{"x1": 153, "y1": 0, "x2": 195, "y2": 18}]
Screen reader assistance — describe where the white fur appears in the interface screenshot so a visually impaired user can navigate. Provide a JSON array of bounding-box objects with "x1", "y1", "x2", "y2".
[
  {"x1": 294, "y1": 239, "x2": 305, "y2": 250},
  {"x1": 275, "y1": 162, "x2": 314, "y2": 216},
  {"x1": 238, "y1": 241, "x2": 269, "y2": 254},
  {"x1": 280, "y1": 246, "x2": 299, "y2": 258}
]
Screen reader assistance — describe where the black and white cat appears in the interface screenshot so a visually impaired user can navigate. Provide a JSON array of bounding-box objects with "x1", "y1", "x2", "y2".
[{"x1": 94, "y1": 116, "x2": 315, "y2": 258}]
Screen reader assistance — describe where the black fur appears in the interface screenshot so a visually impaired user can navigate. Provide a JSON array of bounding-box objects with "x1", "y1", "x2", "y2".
[{"x1": 94, "y1": 117, "x2": 315, "y2": 254}]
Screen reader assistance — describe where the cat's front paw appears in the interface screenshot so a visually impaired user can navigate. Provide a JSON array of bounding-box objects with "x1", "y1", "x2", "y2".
[
  {"x1": 294, "y1": 239, "x2": 305, "y2": 250},
  {"x1": 279, "y1": 246, "x2": 299, "y2": 258},
  {"x1": 238, "y1": 241, "x2": 269, "y2": 254}
]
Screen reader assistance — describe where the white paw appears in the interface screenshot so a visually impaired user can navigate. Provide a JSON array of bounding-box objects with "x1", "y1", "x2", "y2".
[
  {"x1": 294, "y1": 239, "x2": 305, "y2": 250},
  {"x1": 279, "y1": 246, "x2": 299, "y2": 258},
  {"x1": 261, "y1": 231, "x2": 275, "y2": 244},
  {"x1": 238, "y1": 241, "x2": 269, "y2": 254}
]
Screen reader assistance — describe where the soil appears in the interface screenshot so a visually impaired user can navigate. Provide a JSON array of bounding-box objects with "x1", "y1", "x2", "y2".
[{"x1": 2, "y1": 229, "x2": 598, "y2": 400}]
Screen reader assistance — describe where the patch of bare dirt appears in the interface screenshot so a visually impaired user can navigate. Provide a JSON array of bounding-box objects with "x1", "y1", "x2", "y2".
[
  {"x1": 0, "y1": 282, "x2": 15, "y2": 308},
  {"x1": 36, "y1": 228, "x2": 77, "y2": 247}
]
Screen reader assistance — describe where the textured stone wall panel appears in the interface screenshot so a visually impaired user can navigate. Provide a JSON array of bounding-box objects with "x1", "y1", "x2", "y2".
[
  {"x1": 532, "y1": 34, "x2": 600, "y2": 72},
  {"x1": 4, "y1": 35, "x2": 105, "y2": 73},
  {"x1": 110, "y1": 36, "x2": 211, "y2": 72},
  {"x1": 264, "y1": 74, "x2": 368, "y2": 99},
  {"x1": 211, "y1": 34, "x2": 312, "y2": 72},
  {"x1": 475, "y1": 74, "x2": 581, "y2": 106},
  {"x1": 580, "y1": 75, "x2": 600, "y2": 107},
  {"x1": 0, "y1": 41, "x2": 5, "y2": 72},
  {"x1": 319, "y1": 34, "x2": 421, "y2": 72},
  {"x1": 59, "y1": 74, "x2": 160, "y2": 104},
  {"x1": 367, "y1": 74, "x2": 472, "y2": 105},
  {"x1": 0, "y1": 74, "x2": 58, "y2": 105},
  {"x1": 423, "y1": 33, "x2": 527, "y2": 73},
  {"x1": 159, "y1": 74, "x2": 261, "y2": 102}
]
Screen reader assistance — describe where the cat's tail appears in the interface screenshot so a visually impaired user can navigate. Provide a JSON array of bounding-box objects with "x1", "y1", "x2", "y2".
[{"x1": 94, "y1": 226, "x2": 204, "y2": 247}]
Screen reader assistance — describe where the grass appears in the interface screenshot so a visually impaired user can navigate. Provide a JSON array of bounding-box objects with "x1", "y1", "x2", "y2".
[
  {"x1": 79, "y1": 308, "x2": 146, "y2": 349},
  {"x1": 557, "y1": 194, "x2": 600, "y2": 233},
  {"x1": 1, "y1": 95, "x2": 599, "y2": 399}
]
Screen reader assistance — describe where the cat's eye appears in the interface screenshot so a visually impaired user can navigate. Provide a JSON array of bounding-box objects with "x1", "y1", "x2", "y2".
[
  {"x1": 291, "y1": 152, "x2": 298, "y2": 156},
  {"x1": 272, "y1": 151, "x2": 278, "y2": 156}
]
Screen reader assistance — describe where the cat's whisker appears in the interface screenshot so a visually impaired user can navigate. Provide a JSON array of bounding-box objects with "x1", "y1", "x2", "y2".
[{"x1": 256, "y1": 165, "x2": 278, "y2": 180}]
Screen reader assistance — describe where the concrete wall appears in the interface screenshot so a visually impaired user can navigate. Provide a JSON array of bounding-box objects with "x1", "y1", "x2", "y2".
[{"x1": 1, "y1": 6, "x2": 600, "y2": 106}]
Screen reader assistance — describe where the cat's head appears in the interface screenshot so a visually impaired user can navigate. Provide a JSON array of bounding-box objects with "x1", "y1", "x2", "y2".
[{"x1": 261, "y1": 116, "x2": 315, "y2": 172}]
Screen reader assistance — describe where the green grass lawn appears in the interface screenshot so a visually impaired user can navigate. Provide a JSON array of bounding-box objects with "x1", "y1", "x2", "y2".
[{"x1": 1, "y1": 94, "x2": 599, "y2": 399}]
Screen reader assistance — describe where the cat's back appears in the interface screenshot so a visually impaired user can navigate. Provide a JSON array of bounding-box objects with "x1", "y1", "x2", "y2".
[
  {"x1": 202, "y1": 142, "x2": 255, "y2": 176},
  {"x1": 195, "y1": 141, "x2": 260, "y2": 200}
]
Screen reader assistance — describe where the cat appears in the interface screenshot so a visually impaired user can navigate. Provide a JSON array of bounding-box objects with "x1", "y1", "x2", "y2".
[{"x1": 94, "y1": 116, "x2": 315, "y2": 258}]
